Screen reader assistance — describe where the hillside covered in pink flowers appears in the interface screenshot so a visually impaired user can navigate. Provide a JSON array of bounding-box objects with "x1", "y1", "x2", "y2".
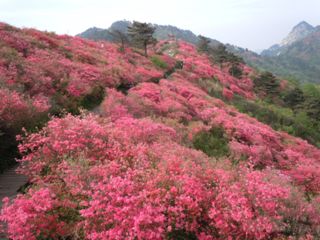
[{"x1": 0, "y1": 22, "x2": 320, "y2": 239}]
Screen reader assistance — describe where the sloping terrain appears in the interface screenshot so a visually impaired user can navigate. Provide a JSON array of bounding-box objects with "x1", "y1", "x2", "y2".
[
  {"x1": 79, "y1": 20, "x2": 320, "y2": 83},
  {"x1": 0, "y1": 23, "x2": 320, "y2": 239}
]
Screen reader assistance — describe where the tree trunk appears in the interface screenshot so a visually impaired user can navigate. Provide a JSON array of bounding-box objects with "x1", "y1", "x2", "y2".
[
  {"x1": 144, "y1": 42, "x2": 148, "y2": 57},
  {"x1": 120, "y1": 39, "x2": 125, "y2": 52}
]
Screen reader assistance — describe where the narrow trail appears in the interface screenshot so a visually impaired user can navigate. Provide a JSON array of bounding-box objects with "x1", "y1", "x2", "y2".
[{"x1": 0, "y1": 165, "x2": 28, "y2": 239}]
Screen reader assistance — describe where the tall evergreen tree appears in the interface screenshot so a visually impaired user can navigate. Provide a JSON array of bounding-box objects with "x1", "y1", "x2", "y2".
[
  {"x1": 127, "y1": 21, "x2": 156, "y2": 56},
  {"x1": 254, "y1": 71, "x2": 280, "y2": 97},
  {"x1": 110, "y1": 29, "x2": 128, "y2": 52},
  {"x1": 197, "y1": 35, "x2": 210, "y2": 53}
]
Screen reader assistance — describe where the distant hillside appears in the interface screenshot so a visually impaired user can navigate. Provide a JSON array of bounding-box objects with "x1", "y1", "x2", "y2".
[
  {"x1": 78, "y1": 26, "x2": 115, "y2": 41},
  {"x1": 262, "y1": 21, "x2": 315, "y2": 56},
  {"x1": 79, "y1": 20, "x2": 320, "y2": 83},
  {"x1": 77, "y1": 20, "x2": 221, "y2": 47},
  {"x1": 233, "y1": 21, "x2": 320, "y2": 83}
]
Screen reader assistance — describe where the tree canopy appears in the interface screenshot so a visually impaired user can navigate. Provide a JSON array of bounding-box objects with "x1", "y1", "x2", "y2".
[{"x1": 127, "y1": 21, "x2": 156, "y2": 56}]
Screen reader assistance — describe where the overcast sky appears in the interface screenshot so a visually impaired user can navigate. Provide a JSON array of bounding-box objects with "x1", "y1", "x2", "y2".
[{"x1": 1, "y1": 0, "x2": 319, "y2": 51}]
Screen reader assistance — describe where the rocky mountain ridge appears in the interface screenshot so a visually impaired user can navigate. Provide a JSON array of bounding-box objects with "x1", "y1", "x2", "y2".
[{"x1": 262, "y1": 21, "x2": 316, "y2": 56}]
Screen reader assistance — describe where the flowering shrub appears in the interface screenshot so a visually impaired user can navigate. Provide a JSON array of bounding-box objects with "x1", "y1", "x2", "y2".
[
  {"x1": 1, "y1": 113, "x2": 319, "y2": 239},
  {"x1": 209, "y1": 170, "x2": 290, "y2": 240},
  {"x1": 222, "y1": 87, "x2": 234, "y2": 100},
  {"x1": 0, "y1": 89, "x2": 29, "y2": 124},
  {"x1": 0, "y1": 188, "x2": 69, "y2": 240}
]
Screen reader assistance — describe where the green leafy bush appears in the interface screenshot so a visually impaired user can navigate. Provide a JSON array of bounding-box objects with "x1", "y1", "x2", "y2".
[
  {"x1": 167, "y1": 230, "x2": 197, "y2": 240},
  {"x1": 283, "y1": 87, "x2": 305, "y2": 108},
  {"x1": 151, "y1": 55, "x2": 168, "y2": 69},
  {"x1": 232, "y1": 97, "x2": 320, "y2": 147},
  {"x1": 80, "y1": 85, "x2": 105, "y2": 110},
  {"x1": 209, "y1": 44, "x2": 244, "y2": 64},
  {"x1": 253, "y1": 71, "x2": 280, "y2": 98},
  {"x1": 229, "y1": 64, "x2": 243, "y2": 79},
  {"x1": 193, "y1": 126, "x2": 230, "y2": 158}
]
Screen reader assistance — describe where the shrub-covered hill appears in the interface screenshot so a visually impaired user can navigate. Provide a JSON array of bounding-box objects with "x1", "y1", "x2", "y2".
[
  {"x1": 0, "y1": 22, "x2": 320, "y2": 239},
  {"x1": 0, "y1": 22, "x2": 254, "y2": 170}
]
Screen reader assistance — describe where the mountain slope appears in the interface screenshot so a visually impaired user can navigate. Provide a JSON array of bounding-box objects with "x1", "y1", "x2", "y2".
[
  {"x1": 281, "y1": 21, "x2": 315, "y2": 45},
  {"x1": 79, "y1": 20, "x2": 320, "y2": 83},
  {"x1": 1, "y1": 22, "x2": 320, "y2": 239}
]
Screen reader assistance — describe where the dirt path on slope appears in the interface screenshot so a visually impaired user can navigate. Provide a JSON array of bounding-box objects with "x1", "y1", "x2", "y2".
[{"x1": 0, "y1": 165, "x2": 28, "y2": 239}]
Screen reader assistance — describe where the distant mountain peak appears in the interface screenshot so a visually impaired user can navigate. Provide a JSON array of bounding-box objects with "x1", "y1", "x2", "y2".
[
  {"x1": 280, "y1": 21, "x2": 315, "y2": 46},
  {"x1": 261, "y1": 21, "x2": 316, "y2": 56},
  {"x1": 109, "y1": 20, "x2": 131, "y2": 35},
  {"x1": 294, "y1": 21, "x2": 313, "y2": 29}
]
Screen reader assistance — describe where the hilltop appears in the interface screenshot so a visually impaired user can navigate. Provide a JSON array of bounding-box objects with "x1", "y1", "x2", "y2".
[
  {"x1": 78, "y1": 20, "x2": 221, "y2": 47},
  {"x1": 0, "y1": 22, "x2": 320, "y2": 239}
]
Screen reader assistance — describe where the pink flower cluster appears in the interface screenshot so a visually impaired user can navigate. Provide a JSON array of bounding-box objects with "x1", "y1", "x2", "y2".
[
  {"x1": 1, "y1": 188, "x2": 67, "y2": 240},
  {"x1": 0, "y1": 89, "x2": 49, "y2": 128}
]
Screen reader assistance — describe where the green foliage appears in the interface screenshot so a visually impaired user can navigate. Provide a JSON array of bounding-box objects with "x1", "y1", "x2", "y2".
[
  {"x1": 0, "y1": 45, "x2": 20, "y2": 64},
  {"x1": 197, "y1": 35, "x2": 211, "y2": 53},
  {"x1": 209, "y1": 44, "x2": 244, "y2": 65},
  {"x1": 293, "y1": 112, "x2": 320, "y2": 144},
  {"x1": 229, "y1": 64, "x2": 243, "y2": 79},
  {"x1": 299, "y1": 83, "x2": 320, "y2": 121},
  {"x1": 80, "y1": 85, "x2": 105, "y2": 110},
  {"x1": 234, "y1": 98, "x2": 294, "y2": 129},
  {"x1": 283, "y1": 87, "x2": 305, "y2": 108},
  {"x1": 197, "y1": 38, "x2": 244, "y2": 65},
  {"x1": 127, "y1": 21, "x2": 156, "y2": 56},
  {"x1": 232, "y1": 96, "x2": 320, "y2": 147},
  {"x1": 302, "y1": 83, "x2": 320, "y2": 98},
  {"x1": 197, "y1": 77, "x2": 223, "y2": 100},
  {"x1": 174, "y1": 60, "x2": 184, "y2": 69},
  {"x1": 303, "y1": 97, "x2": 320, "y2": 121},
  {"x1": 151, "y1": 55, "x2": 168, "y2": 69},
  {"x1": 116, "y1": 82, "x2": 136, "y2": 95},
  {"x1": 231, "y1": 79, "x2": 320, "y2": 147},
  {"x1": 193, "y1": 126, "x2": 230, "y2": 158},
  {"x1": 163, "y1": 60, "x2": 183, "y2": 79},
  {"x1": 60, "y1": 47, "x2": 73, "y2": 59},
  {"x1": 167, "y1": 230, "x2": 197, "y2": 240},
  {"x1": 17, "y1": 182, "x2": 32, "y2": 194},
  {"x1": 253, "y1": 71, "x2": 280, "y2": 98}
]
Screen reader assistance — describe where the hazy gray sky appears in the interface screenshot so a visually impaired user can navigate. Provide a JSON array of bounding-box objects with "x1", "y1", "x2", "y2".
[{"x1": 0, "y1": 0, "x2": 319, "y2": 51}]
